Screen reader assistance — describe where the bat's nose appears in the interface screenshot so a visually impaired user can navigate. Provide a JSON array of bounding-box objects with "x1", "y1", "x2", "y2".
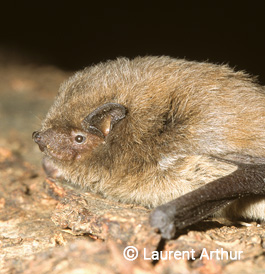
[
  {"x1": 32, "y1": 131, "x2": 46, "y2": 152},
  {"x1": 32, "y1": 131, "x2": 42, "y2": 143}
]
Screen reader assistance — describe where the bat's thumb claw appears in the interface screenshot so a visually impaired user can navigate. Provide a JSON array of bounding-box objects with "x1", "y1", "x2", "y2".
[{"x1": 149, "y1": 208, "x2": 176, "y2": 239}]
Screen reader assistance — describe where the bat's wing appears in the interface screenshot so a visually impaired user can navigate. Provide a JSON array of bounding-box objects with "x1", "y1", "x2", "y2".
[{"x1": 150, "y1": 156, "x2": 265, "y2": 239}]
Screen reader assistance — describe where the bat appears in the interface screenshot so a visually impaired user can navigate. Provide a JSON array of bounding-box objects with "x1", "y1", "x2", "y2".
[{"x1": 32, "y1": 56, "x2": 265, "y2": 239}]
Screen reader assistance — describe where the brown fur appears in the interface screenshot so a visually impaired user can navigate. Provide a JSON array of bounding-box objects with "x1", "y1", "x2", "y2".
[{"x1": 35, "y1": 56, "x2": 265, "y2": 221}]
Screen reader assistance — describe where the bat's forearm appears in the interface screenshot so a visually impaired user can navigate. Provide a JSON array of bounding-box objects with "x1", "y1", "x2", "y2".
[{"x1": 150, "y1": 164, "x2": 265, "y2": 239}]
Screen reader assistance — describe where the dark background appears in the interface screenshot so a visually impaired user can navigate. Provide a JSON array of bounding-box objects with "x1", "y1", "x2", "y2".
[{"x1": 1, "y1": 2, "x2": 265, "y2": 83}]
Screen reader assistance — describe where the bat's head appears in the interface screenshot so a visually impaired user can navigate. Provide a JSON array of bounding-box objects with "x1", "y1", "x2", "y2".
[
  {"x1": 32, "y1": 56, "x2": 190, "y2": 203},
  {"x1": 33, "y1": 103, "x2": 127, "y2": 163},
  {"x1": 33, "y1": 57, "x2": 185, "y2": 173}
]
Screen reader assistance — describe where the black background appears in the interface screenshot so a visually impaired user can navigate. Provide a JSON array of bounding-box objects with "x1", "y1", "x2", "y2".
[{"x1": 1, "y1": 2, "x2": 265, "y2": 83}]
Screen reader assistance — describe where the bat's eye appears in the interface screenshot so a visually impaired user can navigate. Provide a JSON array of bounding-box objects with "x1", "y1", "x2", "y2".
[{"x1": 75, "y1": 135, "x2": 86, "y2": 144}]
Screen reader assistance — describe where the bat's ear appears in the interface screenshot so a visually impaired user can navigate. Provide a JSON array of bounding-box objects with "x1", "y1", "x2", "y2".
[{"x1": 82, "y1": 103, "x2": 127, "y2": 138}]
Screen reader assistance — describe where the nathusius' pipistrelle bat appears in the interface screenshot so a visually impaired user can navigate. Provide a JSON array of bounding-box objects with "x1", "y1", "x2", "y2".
[{"x1": 33, "y1": 56, "x2": 265, "y2": 239}]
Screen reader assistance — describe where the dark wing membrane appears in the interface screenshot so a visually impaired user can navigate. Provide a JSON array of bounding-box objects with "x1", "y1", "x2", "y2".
[{"x1": 150, "y1": 159, "x2": 265, "y2": 239}]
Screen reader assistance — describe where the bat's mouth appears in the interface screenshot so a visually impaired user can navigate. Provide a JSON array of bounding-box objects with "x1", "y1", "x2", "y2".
[{"x1": 45, "y1": 145, "x2": 76, "y2": 161}]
